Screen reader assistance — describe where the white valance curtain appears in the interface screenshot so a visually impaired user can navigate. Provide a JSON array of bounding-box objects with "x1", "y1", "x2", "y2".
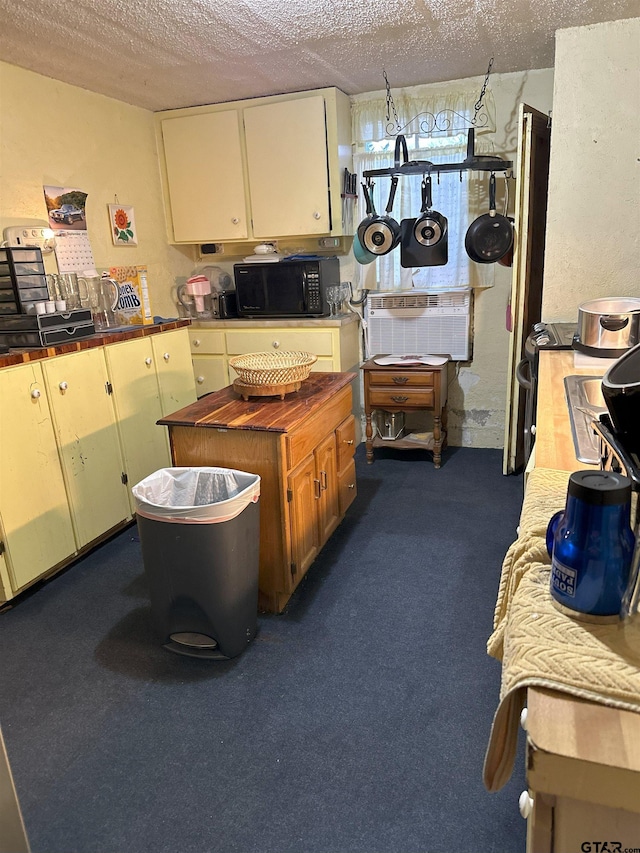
[{"x1": 351, "y1": 85, "x2": 497, "y2": 292}]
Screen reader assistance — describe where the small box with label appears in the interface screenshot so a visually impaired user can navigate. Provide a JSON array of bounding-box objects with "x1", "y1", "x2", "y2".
[{"x1": 109, "y1": 264, "x2": 153, "y2": 326}]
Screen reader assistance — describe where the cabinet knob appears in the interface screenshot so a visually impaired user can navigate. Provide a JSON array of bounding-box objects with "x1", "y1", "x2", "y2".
[
  {"x1": 520, "y1": 708, "x2": 528, "y2": 731},
  {"x1": 31, "y1": 388, "x2": 41, "y2": 399},
  {"x1": 163, "y1": 353, "x2": 170, "y2": 361},
  {"x1": 347, "y1": 483, "x2": 355, "y2": 489},
  {"x1": 313, "y1": 211, "x2": 321, "y2": 220},
  {"x1": 231, "y1": 217, "x2": 239, "y2": 225},
  {"x1": 193, "y1": 339, "x2": 201, "y2": 347},
  {"x1": 272, "y1": 341, "x2": 280, "y2": 349},
  {"x1": 59, "y1": 381, "x2": 68, "y2": 392},
  {"x1": 196, "y1": 376, "x2": 204, "y2": 384},
  {"x1": 344, "y1": 439, "x2": 354, "y2": 446},
  {"x1": 518, "y1": 791, "x2": 534, "y2": 819},
  {"x1": 145, "y1": 357, "x2": 152, "y2": 365},
  {"x1": 531, "y1": 424, "x2": 537, "y2": 435}
]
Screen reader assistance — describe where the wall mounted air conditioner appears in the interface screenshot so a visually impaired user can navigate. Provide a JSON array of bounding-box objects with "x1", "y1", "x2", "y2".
[{"x1": 365, "y1": 289, "x2": 473, "y2": 361}]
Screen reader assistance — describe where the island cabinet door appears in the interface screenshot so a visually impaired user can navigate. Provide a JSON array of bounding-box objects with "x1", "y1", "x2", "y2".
[
  {"x1": 103, "y1": 337, "x2": 171, "y2": 509},
  {"x1": 0, "y1": 362, "x2": 76, "y2": 594},
  {"x1": 315, "y1": 431, "x2": 340, "y2": 544},
  {"x1": 287, "y1": 454, "x2": 320, "y2": 588},
  {"x1": 42, "y1": 349, "x2": 131, "y2": 548}
]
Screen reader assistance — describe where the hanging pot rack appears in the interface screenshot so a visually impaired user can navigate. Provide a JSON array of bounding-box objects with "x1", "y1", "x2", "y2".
[{"x1": 362, "y1": 128, "x2": 513, "y2": 181}]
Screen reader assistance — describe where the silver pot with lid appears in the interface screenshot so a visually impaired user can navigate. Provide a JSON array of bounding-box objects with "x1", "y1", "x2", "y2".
[{"x1": 573, "y1": 297, "x2": 640, "y2": 358}]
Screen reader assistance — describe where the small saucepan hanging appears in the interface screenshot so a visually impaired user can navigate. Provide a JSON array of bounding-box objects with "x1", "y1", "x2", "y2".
[
  {"x1": 465, "y1": 173, "x2": 514, "y2": 264},
  {"x1": 400, "y1": 174, "x2": 448, "y2": 268}
]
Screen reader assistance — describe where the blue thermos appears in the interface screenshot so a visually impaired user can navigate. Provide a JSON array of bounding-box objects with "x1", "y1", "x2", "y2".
[{"x1": 546, "y1": 470, "x2": 636, "y2": 618}]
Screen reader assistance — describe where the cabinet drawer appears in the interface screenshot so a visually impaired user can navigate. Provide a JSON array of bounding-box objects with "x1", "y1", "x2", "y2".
[
  {"x1": 369, "y1": 370, "x2": 434, "y2": 387},
  {"x1": 286, "y1": 386, "x2": 352, "y2": 471},
  {"x1": 226, "y1": 329, "x2": 335, "y2": 356},
  {"x1": 336, "y1": 415, "x2": 356, "y2": 472},
  {"x1": 338, "y1": 457, "x2": 357, "y2": 516},
  {"x1": 189, "y1": 329, "x2": 226, "y2": 354},
  {"x1": 369, "y1": 388, "x2": 435, "y2": 409}
]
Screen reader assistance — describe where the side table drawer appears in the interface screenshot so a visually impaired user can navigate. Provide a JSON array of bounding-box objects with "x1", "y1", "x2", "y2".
[
  {"x1": 369, "y1": 371, "x2": 434, "y2": 388},
  {"x1": 369, "y1": 387, "x2": 435, "y2": 409}
]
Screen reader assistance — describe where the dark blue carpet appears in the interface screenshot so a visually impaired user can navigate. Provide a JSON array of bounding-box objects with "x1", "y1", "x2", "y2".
[{"x1": 0, "y1": 445, "x2": 526, "y2": 853}]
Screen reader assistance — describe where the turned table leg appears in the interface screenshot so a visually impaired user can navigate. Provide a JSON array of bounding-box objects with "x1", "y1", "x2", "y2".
[
  {"x1": 433, "y1": 414, "x2": 442, "y2": 469},
  {"x1": 365, "y1": 412, "x2": 374, "y2": 464}
]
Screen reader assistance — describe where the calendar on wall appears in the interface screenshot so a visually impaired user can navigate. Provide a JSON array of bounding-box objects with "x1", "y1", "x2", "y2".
[
  {"x1": 43, "y1": 183, "x2": 97, "y2": 273},
  {"x1": 54, "y1": 231, "x2": 96, "y2": 273}
]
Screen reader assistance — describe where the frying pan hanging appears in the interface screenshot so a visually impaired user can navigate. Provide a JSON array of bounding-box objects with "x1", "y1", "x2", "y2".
[
  {"x1": 465, "y1": 173, "x2": 514, "y2": 264},
  {"x1": 359, "y1": 176, "x2": 401, "y2": 256},
  {"x1": 400, "y1": 174, "x2": 448, "y2": 268}
]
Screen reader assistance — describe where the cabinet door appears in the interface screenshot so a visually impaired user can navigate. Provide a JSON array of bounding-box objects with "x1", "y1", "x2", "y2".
[
  {"x1": 151, "y1": 329, "x2": 197, "y2": 416},
  {"x1": 315, "y1": 431, "x2": 340, "y2": 544},
  {"x1": 161, "y1": 110, "x2": 248, "y2": 242},
  {"x1": 42, "y1": 349, "x2": 131, "y2": 548},
  {"x1": 193, "y1": 356, "x2": 228, "y2": 396},
  {"x1": 287, "y1": 454, "x2": 320, "y2": 586},
  {"x1": 244, "y1": 96, "x2": 330, "y2": 238},
  {"x1": 104, "y1": 338, "x2": 171, "y2": 505},
  {"x1": 0, "y1": 363, "x2": 76, "y2": 592}
]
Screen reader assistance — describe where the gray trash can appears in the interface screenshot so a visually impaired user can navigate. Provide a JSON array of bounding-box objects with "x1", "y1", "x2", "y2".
[{"x1": 132, "y1": 467, "x2": 260, "y2": 660}]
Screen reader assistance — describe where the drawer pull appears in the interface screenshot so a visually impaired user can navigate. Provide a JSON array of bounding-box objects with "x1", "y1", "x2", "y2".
[
  {"x1": 314, "y1": 478, "x2": 321, "y2": 499},
  {"x1": 320, "y1": 470, "x2": 327, "y2": 490},
  {"x1": 391, "y1": 395, "x2": 409, "y2": 403},
  {"x1": 193, "y1": 339, "x2": 201, "y2": 347},
  {"x1": 145, "y1": 357, "x2": 152, "y2": 365},
  {"x1": 196, "y1": 376, "x2": 205, "y2": 384},
  {"x1": 59, "y1": 381, "x2": 68, "y2": 392},
  {"x1": 343, "y1": 439, "x2": 354, "y2": 446},
  {"x1": 392, "y1": 376, "x2": 409, "y2": 384},
  {"x1": 231, "y1": 217, "x2": 239, "y2": 225},
  {"x1": 163, "y1": 352, "x2": 170, "y2": 361},
  {"x1": 31, "y1": 388, "x2": 41, "y2": 399},
  {"x1": 272, "y1": 341, "x2": 280, "y2": 349},
  {"x1": 347, "y1": 483, "x2": 355, "y2": 490}
]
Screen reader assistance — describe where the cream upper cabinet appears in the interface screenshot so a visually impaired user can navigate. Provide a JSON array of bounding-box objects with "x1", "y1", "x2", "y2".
[
  {"x1": 160, "y1": 110, "x2": 248, "y2": 242},
  {"x1": 244, "y1": 96, "x2": 330, "y2": 238},
  {"x1": 0, "y1": 362, "x2": 76, "y2": 593},
  {"x1": 155, "y1": 87, "x2": 353, "y2": 244},
  {"x1": 41, "y1": 349, "x2": 131, "y2": 548},
  {"x1": 103, "y1": 337, "x2": 171, "y2": 509}
]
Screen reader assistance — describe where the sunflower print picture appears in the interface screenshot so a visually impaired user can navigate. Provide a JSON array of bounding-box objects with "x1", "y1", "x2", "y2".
[{"x1": 108, "y1": 204, "x2": 138, "y2": 246}]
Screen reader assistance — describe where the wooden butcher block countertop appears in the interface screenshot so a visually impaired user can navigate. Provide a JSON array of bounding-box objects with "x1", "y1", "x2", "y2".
[{"x1": 158, "y1": 371, "x2": 356, "y2": 432}]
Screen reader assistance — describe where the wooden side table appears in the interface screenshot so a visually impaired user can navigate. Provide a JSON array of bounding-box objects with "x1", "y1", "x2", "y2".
[{"x1": 361, "y1": 356, "x2": 448, "y2": 468}]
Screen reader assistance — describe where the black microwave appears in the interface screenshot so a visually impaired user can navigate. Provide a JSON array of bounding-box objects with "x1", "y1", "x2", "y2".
[{"x1": 233, "y1": 257, "x2": 339, "y2": 318}]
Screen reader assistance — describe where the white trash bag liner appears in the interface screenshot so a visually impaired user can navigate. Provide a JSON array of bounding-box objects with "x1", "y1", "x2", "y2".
[{"x1": 132, "y1": 467, "x2": 260, "y2": 524}]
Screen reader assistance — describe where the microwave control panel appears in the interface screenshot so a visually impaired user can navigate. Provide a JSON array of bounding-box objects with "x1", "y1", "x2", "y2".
[{"x1": 307, "y1": 269, "x2": 322, "y2": 312}]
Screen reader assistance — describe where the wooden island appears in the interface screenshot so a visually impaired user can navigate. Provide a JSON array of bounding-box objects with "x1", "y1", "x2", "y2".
[{"x1": 158, "y1": 372, "x2": 358, "y2": 613}]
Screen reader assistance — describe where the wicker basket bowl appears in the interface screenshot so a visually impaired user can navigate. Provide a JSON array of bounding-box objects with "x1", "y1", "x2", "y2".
[{"x1": 229, "y1": 351, "x2": 318, "y2": 386}]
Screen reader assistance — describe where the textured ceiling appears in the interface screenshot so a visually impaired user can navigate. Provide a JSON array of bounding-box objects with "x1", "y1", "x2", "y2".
[{"x1": 0, "y1": 0, "x2": 637, "y2": 111}]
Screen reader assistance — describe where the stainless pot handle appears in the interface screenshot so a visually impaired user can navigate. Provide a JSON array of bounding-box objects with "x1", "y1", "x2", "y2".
[{"x1": 600, "y1": 315, "x2": 629, "y2": 332}]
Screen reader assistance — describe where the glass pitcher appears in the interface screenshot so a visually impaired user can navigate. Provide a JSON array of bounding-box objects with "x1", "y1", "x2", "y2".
[
  {"x1": 177, "y1": 275, "x2": 213, "y2": 319},
  {"x1": 81, "y1": 271, "x2": 120, "y2": 329}
]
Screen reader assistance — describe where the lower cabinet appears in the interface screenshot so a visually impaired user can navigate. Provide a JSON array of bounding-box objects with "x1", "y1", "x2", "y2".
[
  {"x1": 0, "y1": 362, "x2": 76, "y2": 597},
  {"x1": 41, "y1": 348, "x2": 131, "y2": 548},
  {"x1": 0, "y1": 327, "x2": 196, "y2": 604},
  {"x1": 188, "y1": 318, "x2": 361, "y2": 398}
]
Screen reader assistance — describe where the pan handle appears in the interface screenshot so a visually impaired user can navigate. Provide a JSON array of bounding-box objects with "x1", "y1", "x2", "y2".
[
  {"x1": 600, "y1": 315, "x2": 629, "y2": 332},
  {"x1": 488, "y1": 173, "x2": 497, "y2": 216},
  {"x1": 361, "y1": 181, "x2": 375, "y2": 216},
  {"x1": 385, "y1": 176, "x2": 399, "y2": 214},
  {"x1": 394, "y1": 134, "x2": 409, "y2": 169}
]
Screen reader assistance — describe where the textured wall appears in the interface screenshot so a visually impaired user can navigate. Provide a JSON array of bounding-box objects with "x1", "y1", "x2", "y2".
[
  {"x1": 542, "y1": 18, "x2": 640, "y2": 321},
  {"x1": 0, "y1": 62, "x2": 194, "y2": 318}
]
